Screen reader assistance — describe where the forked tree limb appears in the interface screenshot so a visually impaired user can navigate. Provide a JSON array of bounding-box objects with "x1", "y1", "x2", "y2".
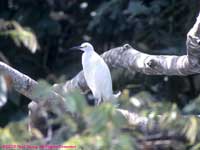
[{"x1": 62, "y1": 12, "x2": 200, "y2": 93}]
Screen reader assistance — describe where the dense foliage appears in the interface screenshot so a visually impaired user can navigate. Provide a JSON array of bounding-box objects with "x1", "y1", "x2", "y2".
[{"x1": 0, "y1": 0, "x2": 200, "y2": 149}]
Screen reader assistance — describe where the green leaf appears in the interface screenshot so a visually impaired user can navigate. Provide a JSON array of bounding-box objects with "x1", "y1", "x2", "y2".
[
  {"x1": 86, "y1": 103, "x2": 125, "y2": 134},
  {"x1": 183, "y1": 116, "x2": 199, "y2": 144},
  {"x1": 64, "y1": 90, "x2": 86, "y2": 114},
  {"x1": 191, "y1": 142, "x2": 200, "y2": 150},
  {"x1": 183, "y1": 95, "x2": 200, "y2": 114},
  {"x1": 62, "y1": 135, "x2": 105, "y2": 150},
  {"x1": 111, "y1": 134, "x2": 135, "y2": 150},
  {"x1": 32, "y1": 80, "x2": 52, "y2": 98},
  {"x1": 0, "y1": 119, "x2": 31, "y2": 144},
  {"x1": 0, "y1": 21, "x2": 39, "y2": 53}
]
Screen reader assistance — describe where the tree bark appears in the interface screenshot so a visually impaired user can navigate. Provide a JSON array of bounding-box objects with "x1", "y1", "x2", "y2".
[
  {"x1": 62, "y1": 12, "x2": 200, "y2": 93},
  {"x1": 0, "y1": 61, "x2": 68, "y2": 113}
]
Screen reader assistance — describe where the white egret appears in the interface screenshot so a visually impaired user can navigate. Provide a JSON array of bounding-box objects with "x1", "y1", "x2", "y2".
[{"x1": 71, "y1": 42, "x2": 120, "y2": 105}]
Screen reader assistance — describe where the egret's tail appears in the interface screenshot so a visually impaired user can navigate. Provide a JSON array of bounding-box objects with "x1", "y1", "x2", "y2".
[
  {"x1": 109, "y1": 91, "x2": 121, "y2": 108},
  {"x1": 113, "y1": 91, "x2": 121, "y2": 99}
]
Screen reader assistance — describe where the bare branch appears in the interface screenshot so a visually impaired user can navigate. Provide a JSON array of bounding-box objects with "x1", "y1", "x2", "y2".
[{"x1": 0, "y1": 61, "x2": 67, "y2": 113}]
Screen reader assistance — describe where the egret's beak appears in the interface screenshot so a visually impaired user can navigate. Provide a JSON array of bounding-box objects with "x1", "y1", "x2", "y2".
[
  {"x1": 61, "y1": 45, "x2": 83, "y2": 54},
  {"x1": 69, "y1": 45, "x2": 83, "y2": 51}
]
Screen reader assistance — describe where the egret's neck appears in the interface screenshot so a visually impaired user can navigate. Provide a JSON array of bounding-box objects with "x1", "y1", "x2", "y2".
[
  {"x1": 84, "y1": 49, "x2": 95, "y2": 54},
  {"x1": 82, "y1": 49, "x2": 95, "y2": 61}
]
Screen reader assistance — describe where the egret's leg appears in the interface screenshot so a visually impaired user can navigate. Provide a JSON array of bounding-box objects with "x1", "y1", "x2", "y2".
[
  {"x1": 96, "y1": 98, "x2": 102, "y2": 105},
  {"x1": 92, "y1": 90, "x2": 102, "y2": 105}
]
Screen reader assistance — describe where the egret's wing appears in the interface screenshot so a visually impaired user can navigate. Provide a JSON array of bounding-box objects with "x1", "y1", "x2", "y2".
[
  {"x1": 82, "y1": 51, "x2": 113, "y2": 101},
  {"x1": 93, "y1": 53, "x2": 113, "y2": 100},
  {"x1": 82, "y1": 52, "x2": 100, "y2": 98}
]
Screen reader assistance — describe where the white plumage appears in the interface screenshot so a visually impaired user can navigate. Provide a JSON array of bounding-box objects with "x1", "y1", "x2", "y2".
[{"x1": 75, "y1": 42, "x2": 120, "y2": 105}]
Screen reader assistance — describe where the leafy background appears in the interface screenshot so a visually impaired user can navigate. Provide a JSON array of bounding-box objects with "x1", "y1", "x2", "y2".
[{"x1": 0, "y1": 0, "x2": 200, "y2": 149}]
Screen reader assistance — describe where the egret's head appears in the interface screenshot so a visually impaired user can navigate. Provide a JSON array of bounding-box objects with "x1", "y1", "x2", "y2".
[
  {"x1": 79, "y1": 42, "x2": 94, "y2": 52},
  {"x1": 70, "y1": 42, "x2": 94, "y2": 52}
]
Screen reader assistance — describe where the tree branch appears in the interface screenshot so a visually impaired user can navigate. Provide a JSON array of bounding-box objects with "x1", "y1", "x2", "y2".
[
  {"x1": 62, "y1": 12, "x2": 200, "y2": 93},
  {"x1": 0, "y1": 61, "x2": 149, "y2": 131},
  {"x1": 0, "y1": 61, "x2": 67, "y2": 113}
]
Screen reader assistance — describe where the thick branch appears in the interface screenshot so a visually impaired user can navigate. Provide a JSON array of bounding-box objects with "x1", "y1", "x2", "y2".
[
  {"x1": 0, "y1": 61, "x2": 148, "y2": 129},
  {"x1": 63, "y1": 12, "x2": 200, "y2": 92},
  {"x1": 0, "y1": 62, "x2": 67, "y2": 113}
]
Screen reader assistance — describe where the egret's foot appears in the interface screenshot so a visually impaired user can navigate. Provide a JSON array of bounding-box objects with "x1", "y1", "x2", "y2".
[{"x1": 95, "y1": 98, "x2": 102, "y2": 106}]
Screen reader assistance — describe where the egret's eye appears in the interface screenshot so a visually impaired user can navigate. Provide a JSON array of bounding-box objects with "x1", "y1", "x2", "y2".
[{"x1": 80, "y1": 45, "x2": 87, "y2": 48}]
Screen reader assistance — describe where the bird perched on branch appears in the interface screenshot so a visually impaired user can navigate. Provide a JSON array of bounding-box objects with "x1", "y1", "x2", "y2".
[{"x1": 71, "y1": 42, "x2": 120, "y2": 105}]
